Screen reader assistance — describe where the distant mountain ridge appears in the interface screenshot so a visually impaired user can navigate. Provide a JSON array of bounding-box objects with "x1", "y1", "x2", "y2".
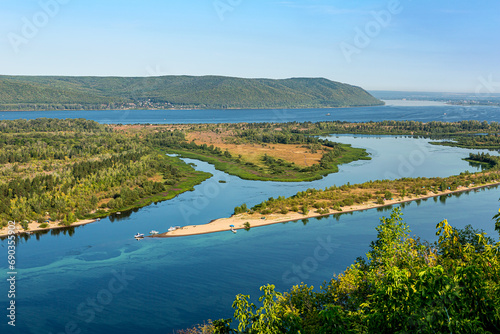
[{"x1": 0, "y1": 75, "x2": 383, "y2": 111}]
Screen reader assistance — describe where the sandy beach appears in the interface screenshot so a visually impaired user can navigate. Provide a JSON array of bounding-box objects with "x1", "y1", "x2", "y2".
[
  {"x1": 1, "y1": 181, "x2": 498, "y2": 239},
  {"x1": 0, "y1": 219, "x2": 97, "y2": 238},
  {"x1": 152, "y1": 181, "x2": 500, "y2": 238}
]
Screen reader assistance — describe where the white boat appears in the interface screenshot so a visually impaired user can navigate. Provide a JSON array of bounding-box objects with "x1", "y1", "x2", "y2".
[
  {"x1": 149, "y1": 230, "x2": 159, "y2": 235},
  {"x1": 168, "y1": 226, "x2": 181, "y2": 232},
  {"x1": 134, "y1": 233, "x2": 144, "y2": 239},
  {"x1": 230, "y1": 227, "x2": 237, "y2": 233}
]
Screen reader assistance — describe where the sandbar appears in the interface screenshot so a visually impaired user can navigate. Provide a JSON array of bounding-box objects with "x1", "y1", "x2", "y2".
[{"x1": 152, "y1": 182, "x2": 500, "y2": 238}]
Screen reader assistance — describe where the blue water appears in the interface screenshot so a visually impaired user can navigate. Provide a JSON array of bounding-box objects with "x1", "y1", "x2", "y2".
[
  {"x1": 1, "y1": 104, "x2": 500, "y2": 333},
  {"x1": 1, "y1": 103, "x2": 500, "y2": 124}
]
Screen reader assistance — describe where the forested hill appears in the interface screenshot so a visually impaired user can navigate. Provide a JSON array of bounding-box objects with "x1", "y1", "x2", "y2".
[{"x1": 0, "y1": 75, "x2": 383, "y2": 111}]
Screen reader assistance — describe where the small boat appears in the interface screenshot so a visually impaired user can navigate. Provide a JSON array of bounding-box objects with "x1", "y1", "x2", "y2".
[
  {"x1": 231, "y1": 228, "x2": 237, "y2": 234},
  {"x1": 134, "y1": 233, "x2": 144, "y2": 239},
  {"x1": 149, "y1": 230, "x2": 159, "y2": 235},
  {"x1": 326, "y1": 113, "x2": 331, "y2": 116},
  {"x1": 168, "y1": 226, "x2": 176, "y2": 232}
]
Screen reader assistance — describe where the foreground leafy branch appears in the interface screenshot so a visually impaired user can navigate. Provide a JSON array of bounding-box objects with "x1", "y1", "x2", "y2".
[{"x1": 183, "y1": 209, "x2": 500, "y2": 333}]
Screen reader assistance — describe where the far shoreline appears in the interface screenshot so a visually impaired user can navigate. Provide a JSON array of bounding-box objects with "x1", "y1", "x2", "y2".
[{"x1": 0, "y1": 103, "x2": 385, "y2": 113}]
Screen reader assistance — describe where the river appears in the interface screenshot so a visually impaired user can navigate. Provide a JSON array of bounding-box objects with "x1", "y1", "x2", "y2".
[{"x1": 1, "y1": 102, "x2": 500, "y2": 333}]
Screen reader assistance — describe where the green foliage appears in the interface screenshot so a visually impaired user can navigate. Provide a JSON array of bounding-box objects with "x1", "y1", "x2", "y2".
[
  {"x1": 0, "y1": 119, "x2": 211, "y2": 224},
  {"x1": 466, "y1": 152, "x2": 500, "y2": 169},
  {"x1": 234, "y1": 204, "x2": 248, "y2": 215},
  {"x1": 157, "y1": 124, "x2": 371, "y2": 182},
  {"x1": 240, "y1": 170, "x2": 500, "y2": 216},
  {"x1": 0, "y1": 75, "x2": 383, "y2": 111},
  {"x1": 208, "y1": 209, "x2": 500, "y2": 333}
]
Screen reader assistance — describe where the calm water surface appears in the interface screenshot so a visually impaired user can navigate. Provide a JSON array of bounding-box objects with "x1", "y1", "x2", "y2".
[
  {"x1": 1, "y1": 105, "x2": 500, "y2": 333},
  {"x1": 1, "y1": 103, "x2": 500, "y2": 124}
]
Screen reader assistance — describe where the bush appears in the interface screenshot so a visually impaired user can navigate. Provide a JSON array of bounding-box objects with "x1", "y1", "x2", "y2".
[
  {"x1": 212, "y1": 209, "x2": 500, "y2": 333},
  {"x1": 234, "y1": 203, "x2": 248, "y2": 215},
  {"x1": 384, "y1": 190, "x2": 393, "y2": 200}
]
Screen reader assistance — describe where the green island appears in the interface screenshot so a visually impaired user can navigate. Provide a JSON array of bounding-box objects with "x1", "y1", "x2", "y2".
[
  {"x1": 145, "y1": 123, "x2": 371, "y2": 182},
  {"x1": 0, "y1": 75, "x2": 383, "y2": 111},
  {"x1": 232, "y1": 167, "x2": 500, "y2": 217}
]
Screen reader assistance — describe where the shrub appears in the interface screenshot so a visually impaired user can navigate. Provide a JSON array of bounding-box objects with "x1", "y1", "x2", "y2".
[{"x1": 243, "y1": 222, "x2": 251, "y2": 231}]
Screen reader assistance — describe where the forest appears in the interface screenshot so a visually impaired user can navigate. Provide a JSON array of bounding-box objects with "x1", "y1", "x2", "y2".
[
  {"x1": 0, "y1": 75, "x2": 383, "y2": 111},
  {"x1": 0, "y1": 119, "x2": 211, "y2": 229}
]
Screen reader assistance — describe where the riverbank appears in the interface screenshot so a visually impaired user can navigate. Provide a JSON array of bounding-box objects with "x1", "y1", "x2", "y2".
[
  {"x1": 0, "y1": 219, "x2": 97, "y2": 237},
  {"x1": 152, "y1": 181, "x2": 500, "y2": 238}
]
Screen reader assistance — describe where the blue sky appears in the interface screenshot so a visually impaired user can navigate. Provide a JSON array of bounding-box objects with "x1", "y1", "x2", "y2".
[{"x1": 1, "y1": 0, "x2": 499, "y2": 92}]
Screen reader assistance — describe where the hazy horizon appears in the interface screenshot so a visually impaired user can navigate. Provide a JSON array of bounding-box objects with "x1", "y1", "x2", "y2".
[{"x1": 1, "y1": 0, "x2": 499, "y2": 93}]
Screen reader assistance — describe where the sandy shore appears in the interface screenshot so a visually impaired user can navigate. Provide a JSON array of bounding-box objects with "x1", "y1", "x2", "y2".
[
  {"x1": 0, "y1": 219, "x2": 98, "y2": 238},
  {"x1": 152, "y1": 181, "x2": 500, "y2": 238},
  {"x1": 1, "y1": 181, "x2": 498, "y2": 239}
]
